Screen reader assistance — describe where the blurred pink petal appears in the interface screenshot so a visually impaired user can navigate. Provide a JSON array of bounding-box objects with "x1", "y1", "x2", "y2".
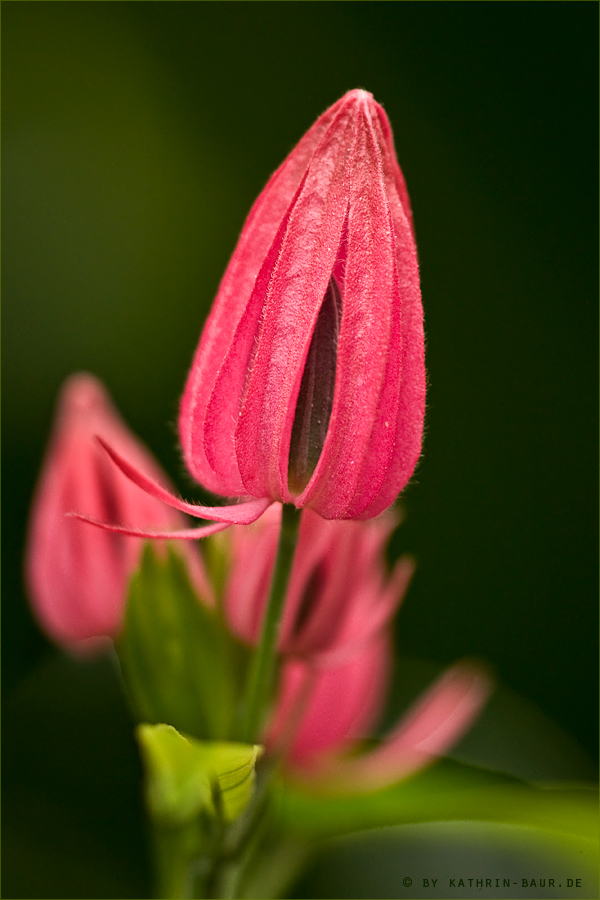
[{"x1": 223, "y1": 504, "x2": 282, "y2": 642}]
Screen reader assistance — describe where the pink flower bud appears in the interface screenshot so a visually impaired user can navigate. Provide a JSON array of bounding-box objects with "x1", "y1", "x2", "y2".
[
  {"x1": 223, "y1": 504, "x2": 414, "y2": 663},
  {"x1": 269, "y1": 650, "x2": 492, "y2": 791},
  {"x1": 71, "y1": 89, "x2": 424, "y2": 540},
  {"x1": 26, "y1": 374, "x2": 206, "y2": 651},
  {"x1": 267, "y1": 635, "x2": 392, "y2": 766},
  {"x1": 180, "y1": 88, "x2": 425, "y2": 521}
]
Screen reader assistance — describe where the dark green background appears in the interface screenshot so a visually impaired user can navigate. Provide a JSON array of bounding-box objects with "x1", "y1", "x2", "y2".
[{"x1": 3, "y1": 3, "x2": 597, "y2": 898}]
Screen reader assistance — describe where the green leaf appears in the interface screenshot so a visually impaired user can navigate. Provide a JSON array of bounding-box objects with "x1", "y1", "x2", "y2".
[
  {"x1": 291, "y1": 821, "x2": 599, "y2": 900},
  {"x1": 275, "y1": 759, "x2": 598, "y2": 845},
  {"x1": 116, "y1": 544, "x2": 246, "y2": 741},
  {"x1": 137, "y1": 723, "x2": 263, "y2": 826}
]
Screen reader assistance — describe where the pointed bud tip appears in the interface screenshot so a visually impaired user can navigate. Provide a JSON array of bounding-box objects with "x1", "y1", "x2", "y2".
[
  {"x1": 59, "y1": 371, "x2": 111, "y2": 415},
  {"x1": 343, "y1": 88, "x2": 375, "y2": 106},
  {"x1": 333, "y1": 89, "x2": 380, "y2": 122}
]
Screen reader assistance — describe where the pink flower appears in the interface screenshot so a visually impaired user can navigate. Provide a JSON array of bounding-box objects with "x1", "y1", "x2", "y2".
[
  {"x1": 73, "y1": 89, "x2": 424, "y2": 538},
  {"x1": 26, "y1": 374, "x2": 208, "y2": 652},
  {"x1": 268, "y1": 649, "x2": 492, "y2": 792},
  {"x1": 223, "y1": 504, "x2": 414, "y2": 664}
]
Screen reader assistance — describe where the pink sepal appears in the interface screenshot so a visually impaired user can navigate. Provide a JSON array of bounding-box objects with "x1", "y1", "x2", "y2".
[
  {"x1": 68, "y1": 512, "x2": 234, "y2": 541},
  {"x1": 180, "y1": 101, "x2": 343, "y2": 496},
  {"x1": 93, "y1": 437, "x2": 273, "y2": 526}
]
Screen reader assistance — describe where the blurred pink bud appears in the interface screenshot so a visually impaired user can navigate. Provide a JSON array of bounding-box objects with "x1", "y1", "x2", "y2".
[
  {"x1": 72, "y1": 89, "x2": 424, "y2": 540},
  {"x1": 267, "y1": 634, "x2": 392, "y2": 766},
  {"x1": 224, "y1": 504, "x2": 414, "y2": 663},
  {"x1": 269, "y1": 652, "x2": 492, "y2": 791},
  {"x1": 26, "y1": 374, "x2": 208, "y2": 652}
]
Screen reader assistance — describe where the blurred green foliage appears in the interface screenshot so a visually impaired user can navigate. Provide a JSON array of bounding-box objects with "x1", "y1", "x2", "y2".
[
  {"x1": 117, "y1": 545, "x2": 246, "y2": 741},
  {"x1": 3, "y1": 3, "x2": 597, "y2": 897}
]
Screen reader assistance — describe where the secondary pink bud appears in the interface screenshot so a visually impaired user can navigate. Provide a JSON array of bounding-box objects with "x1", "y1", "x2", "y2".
[
  {"x1": 180, "y1": 88, "x2": 425, "y2": 521},
  {"x1": 267, "y1": 635, "x2": 392, "y2": 765},
  {"x1": 26, "y1": 374, "x2": 206, "y2": 651},
  {"x1": 269, "y1": 652, "x2": 492, "y2": 791},
  {"x1": 224, "y1": 504, "x2": 414, "y2": 663}
]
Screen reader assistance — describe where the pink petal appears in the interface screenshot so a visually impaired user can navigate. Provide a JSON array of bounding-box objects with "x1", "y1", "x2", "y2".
[
  {"x1": 311, "y1": 555, "x2": 415, "y2": 669},
  {"x1": 234, "y1": 112, "x2": 357, "y2": 503},
  {"x1": 268, "y1": 634, "x2": 392, "y2": 766},
  {"x1": 374, "y1": 101, "x2": 416, "y2": 244},
  {"x1": 224, "y1": 503, "x2": 282, "y2": 642},
  {"x1": 377, "y1": 662, "x2": 493, "y2": 766},
  {"x1": 301, "y1": 99, "x2": 422, "y2": 519},
  {"x1": 352, "y1": 111, "x2": 426, "y2": 519},
  {"x1": 202, "y1": 183, "x2": 310, "y2": 496},
  {"x1": 278, "y1": 511, "x2": 351, "y2": 651}
]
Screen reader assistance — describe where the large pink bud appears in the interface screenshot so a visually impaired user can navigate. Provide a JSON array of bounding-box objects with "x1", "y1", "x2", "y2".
[
  {"x1": 26, "y1": 374, "x2": 203, "y2": 651},
  {"x1": 180, "y1": 88, "x2": 425, "y2": 521},
  {"x1": 70, "y1": 89, "x2": 425, "y2": 539}
]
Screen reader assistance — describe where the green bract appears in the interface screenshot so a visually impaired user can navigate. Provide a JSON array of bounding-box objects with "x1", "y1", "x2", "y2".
[{"x1": 136, "y1": 723, "x2": 262, "y2": 826}]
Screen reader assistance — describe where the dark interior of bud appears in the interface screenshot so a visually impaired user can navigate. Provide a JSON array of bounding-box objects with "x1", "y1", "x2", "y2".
[
  {"x1": 94, "y1": 455, "x2": 128, "y2": 562},
  {"x1": 288, "y1": 277, "x2": 341, "y2": 494},
  {"x1": 291, "y1": 562, "x2": 327, "y2": 641}
]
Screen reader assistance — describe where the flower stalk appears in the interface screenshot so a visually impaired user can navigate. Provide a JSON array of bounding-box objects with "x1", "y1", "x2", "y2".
[
  {"x1": 239, "y1": 504, "x2": 301, "y2": 744},
  {"x1": 153, "y1": 823, "x2": 204, "y2": 900}
]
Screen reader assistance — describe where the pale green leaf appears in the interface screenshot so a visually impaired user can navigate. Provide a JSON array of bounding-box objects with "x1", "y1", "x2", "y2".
[
  {"x1": 136, "y1": 723, "x2": 262, "y2": 826},
  {"x1": 275, "y1": 759, "x2": 598, "y2": 845}
]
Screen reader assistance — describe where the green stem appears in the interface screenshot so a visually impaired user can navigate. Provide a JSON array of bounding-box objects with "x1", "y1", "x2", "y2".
[
  {"x1": 154, "y1": 824, "x2": 205, "y2": 899},
  {"x1": 240, "y1": 504, "x2": 301, "y2": 744}
]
